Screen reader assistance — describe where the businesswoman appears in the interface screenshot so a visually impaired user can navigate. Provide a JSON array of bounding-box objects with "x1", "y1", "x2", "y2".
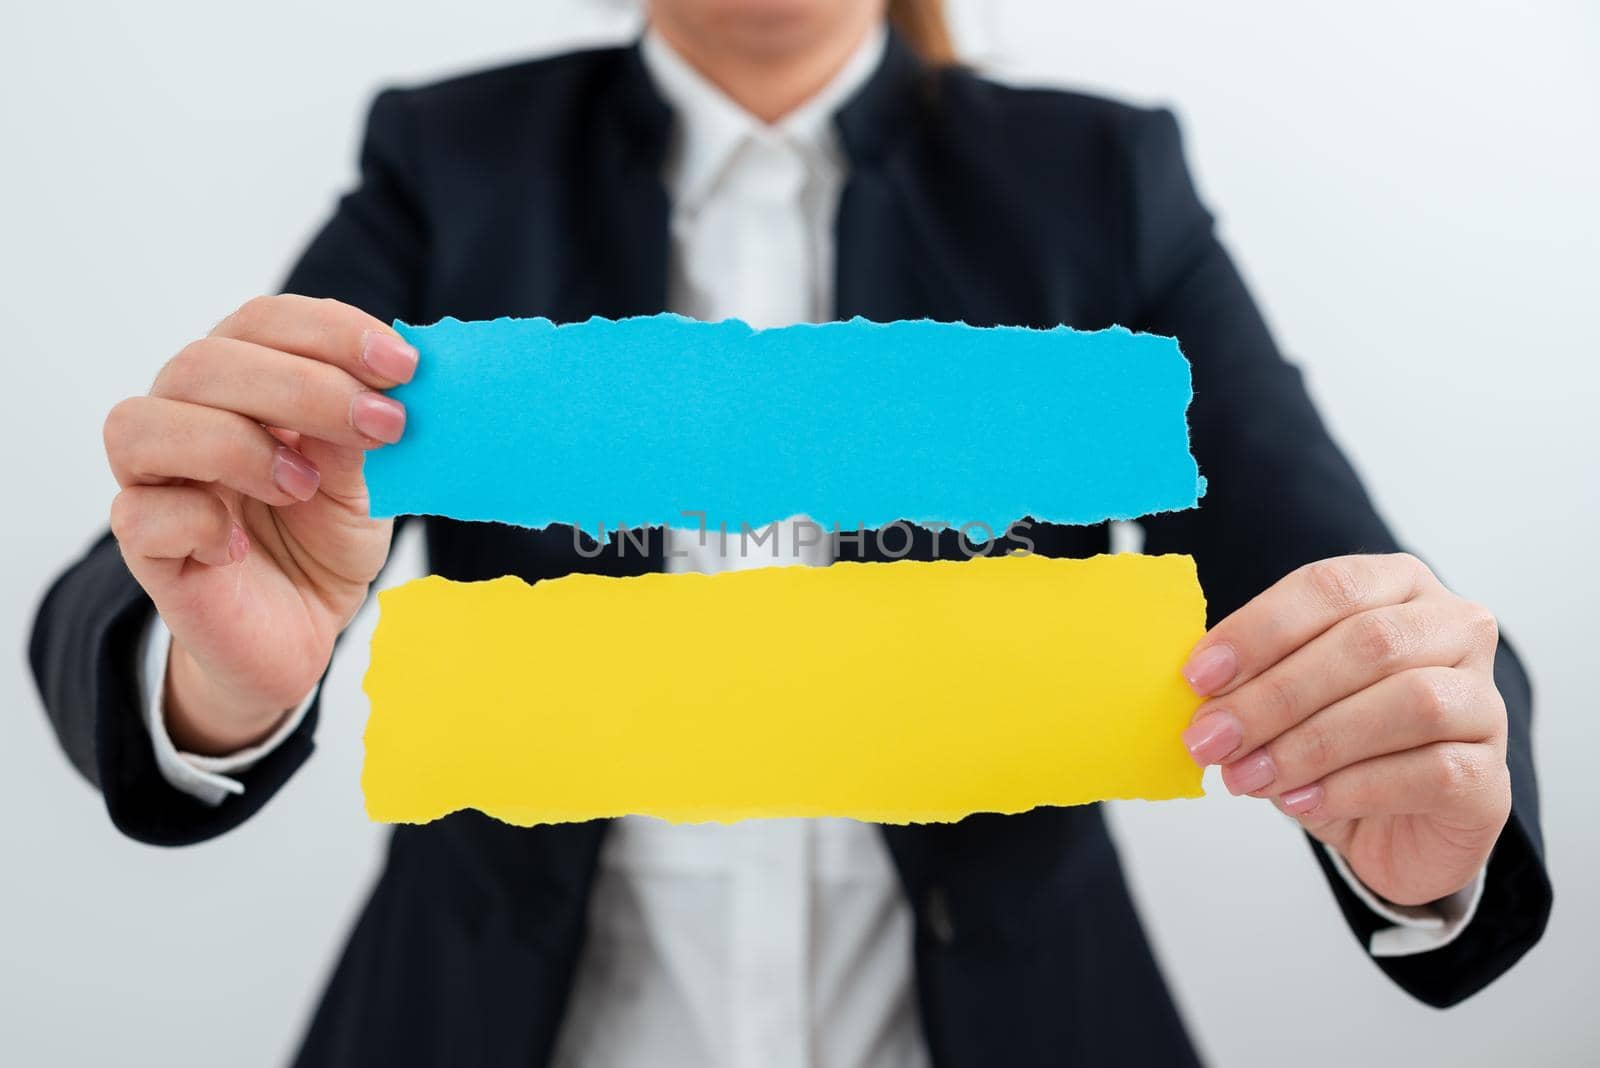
[{"x1": 32, "y1": 1, "x2": 1550, "y2": 1065}]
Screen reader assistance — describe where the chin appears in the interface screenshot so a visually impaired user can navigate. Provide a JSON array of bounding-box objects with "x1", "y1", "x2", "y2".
[{"x1": 663, "y1": 0, "x2": 874, "y2": 55}]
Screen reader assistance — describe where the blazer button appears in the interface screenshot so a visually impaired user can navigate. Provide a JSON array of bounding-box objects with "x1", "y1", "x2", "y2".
[{"x1": 924, "y1": 887, "x2": 955, "y2": 946}]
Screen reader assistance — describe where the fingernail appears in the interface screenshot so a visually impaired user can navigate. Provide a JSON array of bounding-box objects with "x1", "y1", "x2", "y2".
[
  {"x1": 351, "y1": 391, "x2": 406, "y2": 444},
  {"x1": 272, "y1": 446, "x2": 321, "y2": 501},
  {"x1": 1280, "y1": 784, "x2": 1324, "y2": 816},
  {"x1": 1223, "y1": 749, "x2": 1276, "y2": 795},
  {"x1": 1182, "y1": 643, "x2": 1238, "y2": 696},
  {"x1": 227, "y1": 524, "x2": 249, "y2": 564},
  {"x1": 1181, "y1": 712, "x2": 1243, "y2": 766},
  {"x1": 361, "y1": 331, "x2": 418, "y2": 383}
]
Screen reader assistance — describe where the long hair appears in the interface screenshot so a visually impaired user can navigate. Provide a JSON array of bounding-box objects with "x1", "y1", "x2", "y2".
[{"x1": 886, "y1": 0, "x2": 956, "y2": 64}]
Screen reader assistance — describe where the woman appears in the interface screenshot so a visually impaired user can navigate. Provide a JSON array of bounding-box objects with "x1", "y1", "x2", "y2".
[{"x1": 31, "y1": 1, "x2": 1550, "y2": 1065}]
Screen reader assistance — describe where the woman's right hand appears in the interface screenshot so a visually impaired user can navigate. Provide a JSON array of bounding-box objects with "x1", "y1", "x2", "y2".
[{"x1": 103, "y1": 295, "x2": 417, "y2": 754}]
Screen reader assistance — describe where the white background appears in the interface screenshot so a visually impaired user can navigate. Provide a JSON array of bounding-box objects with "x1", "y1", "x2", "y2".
[{"x1": 3, "y1": 1, "x2": 1596, "y2": 1063}]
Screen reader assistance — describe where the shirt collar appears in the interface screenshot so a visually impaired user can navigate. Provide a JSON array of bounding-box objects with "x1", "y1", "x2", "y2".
[{"x1": 639, "y1": 22, "x2": 888, "y2": 210}]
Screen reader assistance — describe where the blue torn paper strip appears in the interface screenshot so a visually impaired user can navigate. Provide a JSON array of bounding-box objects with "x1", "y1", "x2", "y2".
[{"x1": 367, "y1": 315, "x2": 1205, "y2": 535}]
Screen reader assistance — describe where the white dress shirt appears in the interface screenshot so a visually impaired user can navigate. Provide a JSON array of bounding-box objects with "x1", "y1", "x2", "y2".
[{"x1": 136, "y1": 21, "x2": 1485, "y2": 1066}]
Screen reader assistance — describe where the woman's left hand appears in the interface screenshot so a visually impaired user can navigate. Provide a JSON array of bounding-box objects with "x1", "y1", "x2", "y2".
[{"x1": 1179, "y1": 553, "x2": 1511, "y2": 907}]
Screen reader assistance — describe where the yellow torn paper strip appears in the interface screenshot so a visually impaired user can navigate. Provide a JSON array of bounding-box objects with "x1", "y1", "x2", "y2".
[{"x1": 362, "y1": 553, "x2": 1207, "y2": 826}]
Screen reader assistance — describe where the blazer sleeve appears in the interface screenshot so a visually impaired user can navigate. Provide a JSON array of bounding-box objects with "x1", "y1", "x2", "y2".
[
  {"x1": 28, "y1": 89, "x2": 427, "y2": 847},
  {"x1": 1119, "y1": 107, "x2": 1551, "y2": 1006}
]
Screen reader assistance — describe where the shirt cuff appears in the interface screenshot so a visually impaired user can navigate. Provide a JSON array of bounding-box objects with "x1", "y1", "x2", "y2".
[
  {"x1": 137, "y1": 615, "x2": 319, "y2": 807},
  {"x1": 1323, "y1": 843, "x2": 1486, "y2": 958}
]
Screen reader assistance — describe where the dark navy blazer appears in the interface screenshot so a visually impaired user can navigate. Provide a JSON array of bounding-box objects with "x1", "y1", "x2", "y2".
[{"x1": 31, "y1": 31, "x2": 1551, "y2": 1068}]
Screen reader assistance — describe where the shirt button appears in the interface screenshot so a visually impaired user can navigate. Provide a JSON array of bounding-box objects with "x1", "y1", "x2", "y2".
[{"x1": 924, "y1": 887, "x2": 955, "y2": 946}]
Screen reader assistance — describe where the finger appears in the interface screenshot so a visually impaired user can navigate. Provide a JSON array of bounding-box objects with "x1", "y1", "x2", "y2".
[
  {"x1": 1184, "y1": 596, "x2": 1489, "y2": 771},
  {"x1": 104, "y1": 396, "x2": 321, "y2": 506},
  {"x1": 1181, "y1": 554, "x2": 1438, "y2": 698},
  {"x1": 255, "y1": 426, "x2": 371, "y2": 502},
  {"x1": 110, "y1": 485, "x2": 245, "y2": 569},
  {"x1": 1221, "y1": 666, "x2": 1505, "y2": 799},
  {"x1": 212, "y1": 294, "x2": 417, "y2": 389},
  {"x1": 1270, "y1": 741, "x2": 1508, "y2": 827},
  {"x1": 151, "y1": 336, "x2": 406, "y2": 449}
]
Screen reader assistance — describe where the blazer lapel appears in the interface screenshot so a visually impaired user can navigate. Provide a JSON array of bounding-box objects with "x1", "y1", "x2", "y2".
[
  {"x1": 834, "y1": 34, "x2": 965, "y2": 323},
  {"x1": 550, "y1": 44, "x2": 673, "y2": 323}
]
